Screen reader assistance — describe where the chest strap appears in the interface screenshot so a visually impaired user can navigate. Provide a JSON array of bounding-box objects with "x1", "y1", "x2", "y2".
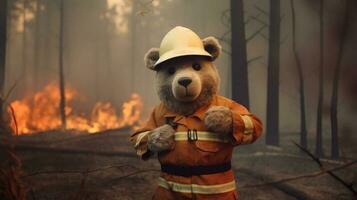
[
  {"x1": 174, "y1": 130, "x2": 230, "y2": 143},
  {"x1": 161, "y1": 162, "x2": 231, "y2": 177}
]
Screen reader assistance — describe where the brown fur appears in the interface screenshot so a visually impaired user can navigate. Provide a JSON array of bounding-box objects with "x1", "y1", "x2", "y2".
[
  {"x1": 155, "y1": 56, "x2": 220, "y2": 116},
  {"x1": 204, "y1": 106, "x2": 233, "y2": 134},
  {"x1": 144, "y1": 48, "x2": 160, "y2": 70},
  {"x1": 148, "y1": 124, "x2": 175, "y2": 152},
  {"x1": 202, "y1": 37, "x2": 222, "y2": 61}
]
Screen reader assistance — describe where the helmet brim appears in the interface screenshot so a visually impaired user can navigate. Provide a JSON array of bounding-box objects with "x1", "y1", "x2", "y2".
[{"x1": 153, "y1": 47, "x2": 212, "y2": 69}]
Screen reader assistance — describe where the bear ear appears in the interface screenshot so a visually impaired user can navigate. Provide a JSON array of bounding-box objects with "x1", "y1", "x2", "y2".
[
  {"x1": 202, "y1": 36, "x2": 222, "y2": 61},
  {"x1": 144, "y1": 48, "x2": 160, "y2": 70}
]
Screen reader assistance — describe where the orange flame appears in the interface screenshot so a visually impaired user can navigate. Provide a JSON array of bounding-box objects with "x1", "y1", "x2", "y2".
[{"x1": 9, "y1": 82, "x2": 144, "y2": 135}]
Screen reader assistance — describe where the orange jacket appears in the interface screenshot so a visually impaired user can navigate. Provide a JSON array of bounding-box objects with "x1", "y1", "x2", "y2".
[{"x1": 130, "y1": 95, "x2": 262, "y2": 200}]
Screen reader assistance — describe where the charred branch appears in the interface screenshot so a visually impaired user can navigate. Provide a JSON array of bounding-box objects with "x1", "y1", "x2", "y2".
[
  {"x1": 238, "y1": 168, "x2": 313, "y2": 200},
  {"x1": 293, "y1": 141, "x2": 357, "y2": 195},
  {"x1": 247, "y1": 56, "x2": 263, "y2": 65},
  {"x1": 250, "y1": 15, "x2": 267, "y2": 26},
  {"x1": 1, "y1": 144, "x2": 138, "y2": 158},
  {"x1": 102, "y1": 169, "x2": 160, "y2": 187},
  {"x1": 254, "y1": 5, "x2": 269, "y2": 17},
  {"x1": 23, "y1": 164, "x2": 136, "y2": 178},
  {"x1": 240, "y1": 160, "x2": 357, "y2": 188},
  {"x1": 246, "y1": 24, "x2": 268, "y2": 43}
]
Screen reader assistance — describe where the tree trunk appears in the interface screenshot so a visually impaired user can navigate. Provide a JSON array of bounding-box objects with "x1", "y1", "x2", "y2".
[
  {"x1": 266, "y1": 0, "x2": 280, "y2": 146},
  {"x1": 0, "y1": 0, "x2": 7, "y2": 124},
  {"x1": 230, "y1": 0, "x2": 249, "y2": 109},
  {"x1": 315, "y1": 0, "x2": 324, "y2": 157},
  {"x1": 22, "y1": 0, "x2": 28, "y2": 92},
  {"x1": 0, "y1": 0, "x2": 6, "y2": 95},
  {"x1": 33, "y1": 0, "x2": 40, "y2": 91},
  {"x1": 130, "y1": 0, "x2": 137, "y2": 92},
  {"x1": 59, "y1": 0, "x2": 66, "y2": 131},
  {"x1": 104, "y1": 20, "x2": 112, "y2": 100},
  {"x1": 290, "y1": 0, "x2": 307, "y2": 149},
  {"x1": 330, "y1": 0, "x2": 349, "y2": 160}
]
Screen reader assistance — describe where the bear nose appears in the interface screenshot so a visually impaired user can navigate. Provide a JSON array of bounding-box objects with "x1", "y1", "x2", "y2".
[{"x1": 178, "y1": 77, "x2": 192, "y2": 87}]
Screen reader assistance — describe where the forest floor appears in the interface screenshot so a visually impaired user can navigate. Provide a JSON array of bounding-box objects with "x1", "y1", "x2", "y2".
[{"x1": 3, "y1": 129, "x2": 356, "y2": 200}]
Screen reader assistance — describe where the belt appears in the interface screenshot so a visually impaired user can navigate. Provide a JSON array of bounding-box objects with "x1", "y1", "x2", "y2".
[{"x1": 161, "y1": 162, "x2": 231, "y2": 177}]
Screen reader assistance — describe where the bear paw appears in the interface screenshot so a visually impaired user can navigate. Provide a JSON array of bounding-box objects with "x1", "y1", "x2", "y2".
[
  {"x1": 204, "y1": 106, "x2": 233, "y2": 134},
  {"x1": 148, "y1": 124, "x2": 175, "y2": 153}
]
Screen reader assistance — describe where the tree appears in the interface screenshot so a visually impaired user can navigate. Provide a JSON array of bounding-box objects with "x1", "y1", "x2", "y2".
[
  {"x1": 330, "y1": 0, "x2": 349, "y2": 159},
  {"x1": 59, "y1": 0, "x2": 66, "y2": 130},
  {"x1": 290, "y1": 0, "x2": 308, "y2": 149},
  {"x1": 33, "y1": 0, "x2": 41, "y2": 91},
  {"x1": 22, "y1": 0, "x2": 26, "y2": 80},
  {"x1": 0, "y1": 0, "x2": 7, "y2": 124},
  {"x1": 0, "y1": 0, "x2": 7, "y2": 96},
  {"x1": 230, "y1": 0, "x2": 249, "y2": 109},
  {"x1": 130, "y1": 0, "x2": 138, "y2": 92},
  {"x1": 315, "y1": 0, "x2": 324, "y2": 157},
  {"x1": 266, "y1": 0, "x2": 280, "y2": 146}
]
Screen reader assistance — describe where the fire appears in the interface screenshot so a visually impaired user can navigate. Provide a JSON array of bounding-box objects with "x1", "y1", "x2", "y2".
[{"x1": 8, "y1": 82, "x2": 144, "y2": 135}]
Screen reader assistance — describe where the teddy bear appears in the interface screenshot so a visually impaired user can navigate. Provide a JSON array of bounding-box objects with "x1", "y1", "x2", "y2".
[{"x1": 130, "y1": 26, "x2": 262, "y2": 200}]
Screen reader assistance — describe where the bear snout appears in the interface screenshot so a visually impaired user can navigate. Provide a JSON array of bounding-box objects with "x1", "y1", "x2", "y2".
[
  {"x1": 172, "y1": 72, "x2": 202, "y2": 102},
  {"x1": 178, "y1": 77, "x2": 192, "y2": 87}
]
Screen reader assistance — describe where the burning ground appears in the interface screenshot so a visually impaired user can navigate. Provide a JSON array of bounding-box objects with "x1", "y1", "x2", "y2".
[
  {"x1": 8, "y1": 82, "x2": 144, "y2": 134},
  {"x1": 2, "y1": 130, "x2": 356, "y2": 200}
]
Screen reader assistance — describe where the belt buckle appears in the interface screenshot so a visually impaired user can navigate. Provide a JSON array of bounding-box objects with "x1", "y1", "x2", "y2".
[{"x1": 187, "y1": 129, "x2": 198, "y2": 141}]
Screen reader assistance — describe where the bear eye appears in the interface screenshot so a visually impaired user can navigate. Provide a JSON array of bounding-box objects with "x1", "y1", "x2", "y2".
[
  {"x1": 168, "y1": 67, "x2": 176, "y2": 75},
  {"x1": 192, "y1": 63, "x2": 201, "y2": 71}
]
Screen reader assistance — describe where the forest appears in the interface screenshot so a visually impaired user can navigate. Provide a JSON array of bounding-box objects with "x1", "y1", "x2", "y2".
[{"x1": 0, "y1": 0, "x2": 356, "y2": 199}]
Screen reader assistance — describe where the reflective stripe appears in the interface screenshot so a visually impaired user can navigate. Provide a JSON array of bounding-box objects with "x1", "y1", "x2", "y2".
[
  {"x1": 240, "y1": 133, "x2": 254, "y2": 144},
  {"x1": 174, "y1": 131, "x2": 230, "y2": 143},
  {"x1": 158, "y1": 177, "x2": 236, "y2": 194},
  {"x1": 240, "y1": 115, "x2": 254, "y2": 135},
  {"x1": 134, "y1": 131, "x2": 150, "y2": 148}
]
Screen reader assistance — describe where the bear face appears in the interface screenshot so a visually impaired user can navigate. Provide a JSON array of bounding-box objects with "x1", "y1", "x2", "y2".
[
  {"x1": 144, "y1": 36, "x2": 222, "y2": 116},
  {"x1": 156, "y1": 56, "x2": 220, "y2": 116}
]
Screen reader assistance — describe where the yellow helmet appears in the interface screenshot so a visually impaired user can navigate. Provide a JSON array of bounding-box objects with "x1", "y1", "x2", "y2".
[{"x1": 154, "y1": 26, "x2": 212, "y2": 67}]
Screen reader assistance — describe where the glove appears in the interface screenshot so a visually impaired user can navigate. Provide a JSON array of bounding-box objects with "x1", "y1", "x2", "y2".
[
  {"x1": 204, "y1": 106, "x2": 233, "y2": 134},
  {"x1": 148, "y1": 124, "x2": 175, "y2": 153}
]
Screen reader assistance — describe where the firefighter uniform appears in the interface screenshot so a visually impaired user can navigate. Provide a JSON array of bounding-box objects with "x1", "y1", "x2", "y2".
[{"x1": 130, "y1": 95, "x2": 262, "y2": 200}]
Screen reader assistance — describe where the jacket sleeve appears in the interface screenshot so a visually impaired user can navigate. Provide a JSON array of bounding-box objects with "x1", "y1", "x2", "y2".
[
  {"x1": 229, "y1": 102, "x2": 263, "y2": 145},
  {"x1": 129, "y1": 109, "x2": 158, "y2": 160}
]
